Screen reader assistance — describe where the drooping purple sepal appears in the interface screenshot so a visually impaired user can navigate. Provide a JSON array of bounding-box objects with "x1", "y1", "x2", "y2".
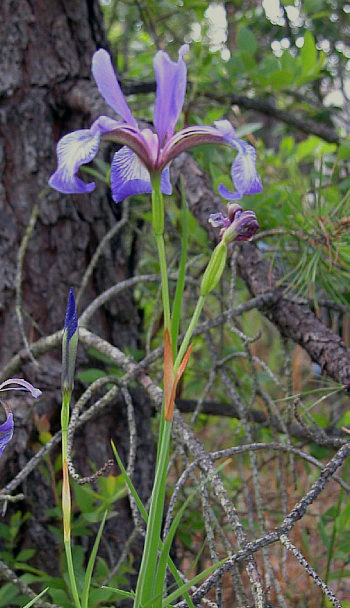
[
  {"x1": 0, "y1": 379, "x2": 42, "y2": 457},
  {"x1": 214, "y1": 120, "x2": 263, "y2": 200},
  {"x1": 111, "y1": 146, "x2": 172, "y2": 203},
  {"x1": 49, "y1": 116, "x2": 121, "y2": 195},
  {"x1": 0, "y1": 413, "x2": 14, "y2": 456}
]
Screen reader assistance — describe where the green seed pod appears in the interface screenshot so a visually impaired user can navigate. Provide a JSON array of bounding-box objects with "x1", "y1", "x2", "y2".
[{"x1": 200, "y1": 241, "x2": 227, "y2": 296}]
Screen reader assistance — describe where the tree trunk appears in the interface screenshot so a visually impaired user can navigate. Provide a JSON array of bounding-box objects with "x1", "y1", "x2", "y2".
[{"x1": 0, "y1": 0, "x2": 153, "y2": 578}]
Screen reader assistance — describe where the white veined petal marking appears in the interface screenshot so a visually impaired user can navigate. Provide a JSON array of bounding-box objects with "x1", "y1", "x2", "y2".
[
  {"x1": 56, "y1": 130, "x2": 101, "y2": 183},
  {"x1": 112, "y1": 146, "x2": 151, "y2": 182}
]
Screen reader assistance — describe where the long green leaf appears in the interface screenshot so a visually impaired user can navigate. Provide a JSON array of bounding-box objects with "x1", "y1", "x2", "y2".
[
  {"x1": 21, "y1": 588, "x2": 49, "y2": 608},
  {"x1": 171, "y1": 179, "x2": 189, "y2": 356},
  {"x1": 111, "y1": 440, "x2": 195, "y2": 608},
  {"x1": 148, "y1": 493, "x2": 195, "y2": 608},
  {"x1": 133, "y1": 421, "x2": 171, "y2": 607},
  {"x1": 81, "y1": 510, "x2": 108, "y2": 608}
]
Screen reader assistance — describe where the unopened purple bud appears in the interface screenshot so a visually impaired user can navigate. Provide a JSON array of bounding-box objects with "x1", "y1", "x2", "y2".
[
  {"x1": 64, "y1": 288, "x2": 78, "y2": 341},
  {"x1": 208, "y1": 204, "x2": 259, "y2": 245},
  {"x1": 208, "y1": 213, "x2": 231, "y2": 229},
  {"x1": 228, "y1": 209, "x2": 259, "y2": 243},
  {"x1": 62, "y1": 288, "x2": 78, "y2": 394}
]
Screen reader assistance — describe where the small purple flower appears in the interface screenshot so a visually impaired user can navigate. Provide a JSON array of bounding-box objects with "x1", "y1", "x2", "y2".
[
  {"x1": 62, "y1": 288, "x2": 78, "y2": 394},
  {"x1": 0, "y1": 379, "x2": 42, "y2": 456},
  {"x1": 209, "y1": 203, "x2": 259, "y2": 243},
  {"x1": 49, "y1": 46, "x2": 262, "y2": 203}
]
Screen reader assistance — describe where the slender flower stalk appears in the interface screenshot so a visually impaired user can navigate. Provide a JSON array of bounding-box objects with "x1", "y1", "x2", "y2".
[{"x1": 60, "y1": 288, "x2": 81, "y2": 608}]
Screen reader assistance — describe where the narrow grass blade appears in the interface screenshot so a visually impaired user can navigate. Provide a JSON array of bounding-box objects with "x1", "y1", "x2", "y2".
[
  {"x1": 171, "y1": 178, "x2": 189, "y2": 355},
  {"x1": 111, "y1": 440, "x2": 148, "y2": 520},
  {"x1": 21, "y1": 588, "x2": 49, "y2": 608},
  {"x1": 81, "y1": 510, "x2": 108, "y2": 608},
  {"x1": 162, "y1": 558, "x2": 227, "y2": 606},
  {"x1": 101, "y1": 586, "x2": 135, "y2": 600}
]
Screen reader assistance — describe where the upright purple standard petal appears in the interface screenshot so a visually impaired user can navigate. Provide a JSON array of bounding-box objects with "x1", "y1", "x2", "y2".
[
  {"x1": 0, "y1": 378, "x2": 42, "y2": 399},
  {"x1": 153, "y1": 44, "x2": 189, "y2": 147},
  {"x1": 111, "y1": 147, "x2": 172, "y2": 203},
  {"x1": 0, "y1": 413, "x2": 14, "y2": 456},
  {"x1": 92, "y1": 49, "x2": 138, "y2": 128}
]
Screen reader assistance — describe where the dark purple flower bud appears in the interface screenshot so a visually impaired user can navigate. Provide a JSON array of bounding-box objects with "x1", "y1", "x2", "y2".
[
  {"x1": 64, "y1": 288, "x2": 78, "y2": 341},
  {"x1": 62, "y1": 288, "x2": 78, "y2": 394},
  {"x1": 208, "y1": 203, "x2": 259, "y2": 244}
]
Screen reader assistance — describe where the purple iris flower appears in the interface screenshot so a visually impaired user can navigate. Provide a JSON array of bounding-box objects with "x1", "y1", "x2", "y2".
[
  {"x1": 209, "y1": 203, "x2": 259, "y2": 243},
  {"x1": 0, "y1": 379, "x2": 42, "y2": 456},
  {"x1": 49, "y1": 46, "x2": 262, "y2": 203}
]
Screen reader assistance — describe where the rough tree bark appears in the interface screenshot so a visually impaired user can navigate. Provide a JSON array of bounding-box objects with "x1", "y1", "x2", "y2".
[{"x1": 0, "y1": 0, "x2": 154, "y2": 575}]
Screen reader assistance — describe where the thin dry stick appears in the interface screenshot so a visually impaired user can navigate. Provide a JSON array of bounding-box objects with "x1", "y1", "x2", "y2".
[
  {"x1": 174, "y1": 443, "x2": 350, "y2": 607},
  {"x1": 200, "y1": 473, "x2": 223, "y2": 608},
  {"x1": 67, "y1": 376, "x2": 118, "y2": 484},
  {"x1": 280, "y1": 535, "x2": 343, "y2": 608}
]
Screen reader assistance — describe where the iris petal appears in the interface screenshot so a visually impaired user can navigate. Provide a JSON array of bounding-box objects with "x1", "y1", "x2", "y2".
[
  {"x1": 49, "y1": 129, "x2": 101, "y2": 194},
  {"x1": 0, "y1": 413, "x2": 14, "y2": 456},
  {"x1": 92, "y1": 49, "x2": 137, "y2": 127},
  {"x1": 49, "y1": 116, "x2": 120, "y2": 195},
  {"x1": 231, "y1": 142, "x2": 263, "y2": 198},
  {"x1": 111, "y1": 147, "x2": 172, "y2": 203},
  {"x1": 153, "y1": 44, "x2": 189, "y2": 147},
  {"x1": 214, "y1": 120, "x2": 263, "y2": 199},
  {"x1": 208, "y1": 213, "x2": 231, "y2": 228},
  {"x1": 0, "y1": 378, "x2": 42, "y2": 399}
]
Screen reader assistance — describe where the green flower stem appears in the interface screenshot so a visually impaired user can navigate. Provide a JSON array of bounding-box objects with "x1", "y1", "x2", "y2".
[
  {"x1": 155, "y1": 234, "x2": 171, "y2": 331},
  {"x1": 61, "y1": 391, "x2": 81, "y2": 608},
  {"x1": 133, "y1": 420, "x2": 172, "y2": 607},
  {"x1": 151, "y1": 175, "x2": 171, "y2": 332},
  {"x1": 174, "y1": 295, "x2": 205, "y2": 373}
]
